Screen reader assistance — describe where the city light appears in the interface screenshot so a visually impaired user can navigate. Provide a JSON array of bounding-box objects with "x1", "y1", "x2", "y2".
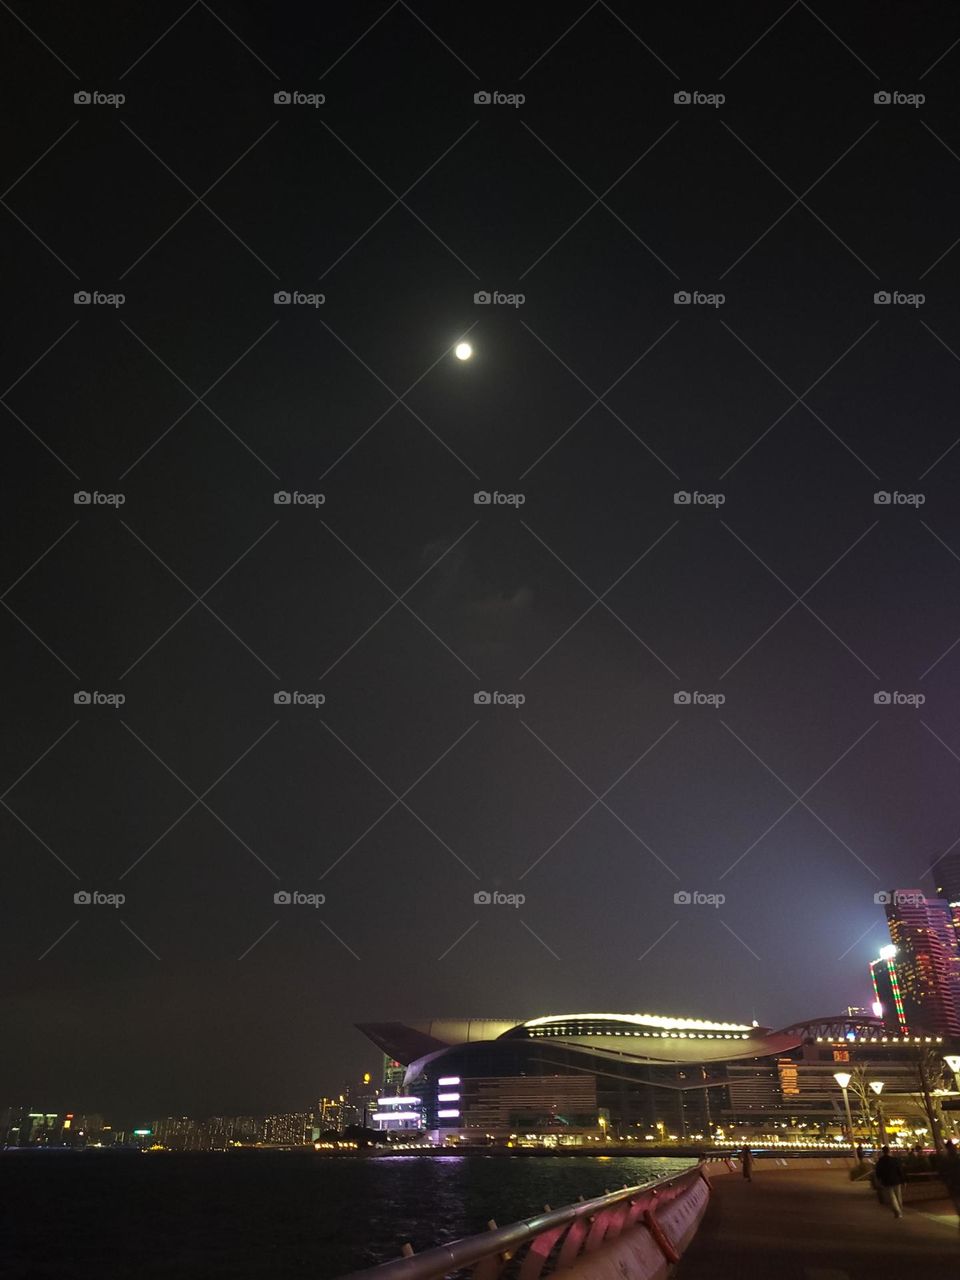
[{"x1": 437, "y1": 1077, "x2": 460, "y2": 1086}]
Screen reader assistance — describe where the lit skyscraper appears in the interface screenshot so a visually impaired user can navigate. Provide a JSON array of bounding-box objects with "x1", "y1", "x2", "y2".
[
  {"x1": 934, "y1": 851, "x2": 960, "y2": 906},
  {"x1": 880, "y1": 890, "x2": 960, "y2": 1036}
]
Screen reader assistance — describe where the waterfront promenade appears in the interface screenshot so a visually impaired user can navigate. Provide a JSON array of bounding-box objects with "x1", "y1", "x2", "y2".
[{"x1": 678, "y1": 1165, "x2": 958, "y2": 1277}]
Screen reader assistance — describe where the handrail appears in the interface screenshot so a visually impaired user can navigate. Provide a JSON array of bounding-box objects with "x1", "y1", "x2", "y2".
[{"x1": 336, "y1": 1164, "x2": 704, "y2": 1280}]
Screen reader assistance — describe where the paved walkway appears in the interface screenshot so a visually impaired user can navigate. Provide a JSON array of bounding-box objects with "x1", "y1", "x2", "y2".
[{"x1": 676, "y1": 1168, "x2": 959, "y2": 1278}]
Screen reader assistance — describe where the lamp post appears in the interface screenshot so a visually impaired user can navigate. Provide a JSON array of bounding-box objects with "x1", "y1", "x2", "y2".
[
  {"x1": 869, "y1": 1080, "x2": 886, "y2": 1147},
  {"x1": 834, "y1": 1072, "x2": 856, "y2": 1156}
]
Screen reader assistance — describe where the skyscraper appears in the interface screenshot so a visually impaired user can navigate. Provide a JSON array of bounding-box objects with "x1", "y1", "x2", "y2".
[
  {"x1": 880, "y1": 890, "x2": 960, "y2": 1036},
  {"x1": 934, "y1": 851, "x2": 960, "y2": 906}
]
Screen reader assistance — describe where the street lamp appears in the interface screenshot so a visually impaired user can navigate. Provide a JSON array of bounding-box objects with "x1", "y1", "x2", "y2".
[
  {"x1": 869, "y1": 1081, "x2": 886, "y2": 1146},
  {"x1": 833, "y1": 1072, "x2": 857, "y2": 1156}
]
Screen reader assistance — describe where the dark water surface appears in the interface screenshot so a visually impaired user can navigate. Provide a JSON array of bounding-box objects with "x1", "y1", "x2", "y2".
[{"x1": 0, "y1": 1152, "x2": 695, "y2": 1279}]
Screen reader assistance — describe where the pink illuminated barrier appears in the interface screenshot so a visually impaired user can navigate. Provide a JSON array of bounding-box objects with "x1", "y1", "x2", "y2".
[{"x1": 337, "y1": 1165, "x2": 714, "y2": 1280}]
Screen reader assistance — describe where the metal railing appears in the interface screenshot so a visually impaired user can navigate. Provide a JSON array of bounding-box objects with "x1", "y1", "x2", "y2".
[{"x1": 337, "y1": 1164, "x2": 708, "y2": 1280}]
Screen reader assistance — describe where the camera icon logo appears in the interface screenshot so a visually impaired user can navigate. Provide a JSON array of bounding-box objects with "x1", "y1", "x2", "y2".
[
  {"x1": 474, "y1": 290, "x2": 491, "y2": 305},
  {"x1": 474, "y1": 691, "x2": 492, "y2": 704},
  {"x1": 74, "y1": 291, "x2": 91, "y2": 305},
  {"x1": 474, "y1": 91, "x2": 491, "y2": 104},
  {"x1": 74, "y1": 890, "x2": 92, "y2": 904},
  {"x1": 474, "y1": 491, "x2": 491, "y2": 504},
  {"x1": 674, "y1": 691, "x2": 691, "y2": 704},
  {"x1": 873, "y1": 491, "x2": 891, "y2": 504},
  {"x1": 874, "y1": 890, "x2": 892, "y2": 904},
  {"x1": 274, "y1": 290, "x2": 291, "y2": 304},
  {"x1": 74, "y1": 691, "x2": 92, "y2": 704},
  {"x1": 73, "y1": 491, "x2": 92, "y2": 504},
  {"x1": 74, "y1": 91, "x2": 91, "y2": 105},
  {"x1": 274, "y1": 90, "x2": 292, "y2": 104},
  {"x1": 274, "y1": 890, "x2": 292, "y2": 904},
  {"x1": 874, "y1": 91, "x2": 891, "y2": 105},
  {"x1": 874, "y1": 291, "x2": 891, "y2": 305},
  {"x1": 474, "y1": 890, "x2": 492, "y2": 904},
  {"x1": 874, "y1": 691, "x2": 892, "y2": 704},
  {"x1": 274, "y1": 491, "x2": 292, "y2": 504},
  {"x1": 674, "y1": 91, "x2": 691, "y2": 105},
  {"x1": 673, "y1": 491, "x2": 691, "y2": 504},
  {"x1": 674, "y1": 890, "x2": 692, "y2": 904},
  {"x1": 673, "y1": 290, "x2": 691, "y2": 304},
  {"x1": 274, "y1": 691, "x2": 292, "y2": 704}
]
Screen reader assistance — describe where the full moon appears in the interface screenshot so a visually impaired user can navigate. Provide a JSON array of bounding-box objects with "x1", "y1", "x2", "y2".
[{"x1": 454, "y1": 341, "x2": 473, "y2": 361}]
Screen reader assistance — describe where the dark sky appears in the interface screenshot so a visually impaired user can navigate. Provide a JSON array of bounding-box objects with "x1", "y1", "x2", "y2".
[{"x1": 4, "y1": 0, "x2": 960, "y2": 1125}]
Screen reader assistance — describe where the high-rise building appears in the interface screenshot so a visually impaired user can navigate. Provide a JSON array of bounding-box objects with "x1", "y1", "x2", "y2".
[
  {"x1": 869, "y1": 946, "x2": 909, "y2": 1033},
  {"x1": 934, "y1": 851, "x2": 960, "y2": 906},
  {"x1": 881, "y1": 890, "x2": 960, "y2": 1036},
  {"x1": 383, "y1": 1056, "x2": 405, "y2": 1095}
]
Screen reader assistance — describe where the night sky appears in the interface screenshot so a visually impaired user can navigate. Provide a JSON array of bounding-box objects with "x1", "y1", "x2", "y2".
[{"x1": 4, "y1": 1, "x2": 960, "y2": 1125}]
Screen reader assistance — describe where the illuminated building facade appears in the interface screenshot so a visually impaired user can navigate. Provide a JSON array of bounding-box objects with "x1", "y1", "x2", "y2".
[
  {"x1": 881, "y1": 890, "x2": 960, "y2": 1036},
  {"x1": 358, "y1": 1012, "x2": 951, "y2": 1139}
]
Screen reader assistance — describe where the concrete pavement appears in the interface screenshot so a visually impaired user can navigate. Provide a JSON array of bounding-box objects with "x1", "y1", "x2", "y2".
[{"x1": 675, "y1": 1166, "x2": 958, "y2": 1278}]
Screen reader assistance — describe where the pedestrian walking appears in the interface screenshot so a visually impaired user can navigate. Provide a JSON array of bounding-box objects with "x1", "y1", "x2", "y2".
[
  {"x1": 740, "y1": 1144, "x2": 753, "y2": 1182},
  {"x1": 874, "y1": 1145, "x2": 905, "y2": 1218}
]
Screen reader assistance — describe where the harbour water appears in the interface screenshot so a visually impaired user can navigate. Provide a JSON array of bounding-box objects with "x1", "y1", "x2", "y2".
[{"x1": 0, "y1": 1152, "x2": 696, "y2": 1279}]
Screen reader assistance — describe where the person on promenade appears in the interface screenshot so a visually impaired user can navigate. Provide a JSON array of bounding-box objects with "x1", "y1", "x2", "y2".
[
  {"x1": 856, "y1": 1144, "x2": 864, "y2": 1162},
  {"x1": 875, "y1": 1145, "x2": 905, "y2": 1218},
  {"x1": 740, "y1": 1145, "x2": 753, "y2": 1182}
]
